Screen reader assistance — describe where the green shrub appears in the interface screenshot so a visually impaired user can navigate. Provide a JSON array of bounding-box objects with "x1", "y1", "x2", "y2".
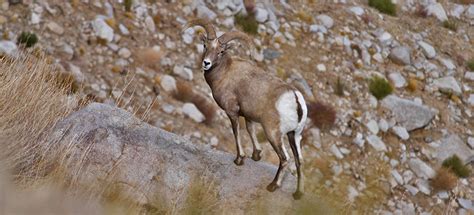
[
  {"x1": 235, "y1": 13, "x2": 258, "y2": 35},
  {"x1": 442, "y1": 155, "x2": 471, "y2": 178},
  {"x1": 17, "y1": 32, "x2": 38, "y2": 48},
  {"x1": 467, "y1": 59, "x2": 474, "y2": 71},
  {"x1": 368, "y1": 0, "x2": 397, "y2": 16},
  {"x1": 369, "y1": 76, "x2": 393, "y2": 100},
  {"x1": 124, "y1": 0, "x2": 133, "y2": 12},
  {"x1": 442, "y1": 20, "x2": 457, "y2": 31}
]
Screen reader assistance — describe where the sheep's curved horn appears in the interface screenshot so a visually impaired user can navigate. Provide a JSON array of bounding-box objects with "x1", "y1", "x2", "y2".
[
  {"x1": 182, "y1": 19, "x2": 216, "y2": 40},
  {"x1": 218, "y1": 31, "x2": 253, "y2": 47}
]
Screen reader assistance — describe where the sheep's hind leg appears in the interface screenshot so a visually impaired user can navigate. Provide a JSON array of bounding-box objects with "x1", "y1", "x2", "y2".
[
  {"x1": 288, "y1": 131, "x2": 304, "y2": 200},
  {"x1": 245, "y1": 119, "x2": 262, "y2": 161},
  {"x1": 228, "y1": 114, "x2": 245, "y2": 166},
  {"x1": 264, "y1": 128, "x2": 288, "y2": 192}
]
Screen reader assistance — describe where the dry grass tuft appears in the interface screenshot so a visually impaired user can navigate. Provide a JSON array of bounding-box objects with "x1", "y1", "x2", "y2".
[
  {"x1": 307, "y1": 101, "x2": 337, "y2": 130},
  {"x1": 172, "y1": 80, "x2": 217, "y2": 125},
  {"x1": 0, "y1": 53, "x2": 79, "y2": 175},
  {"x1": 137, "y1": 48, "x2": 163, "y2": 69},
  {"x1": 406, "y1": 78, "x2": 418, "y2": 92},
  {"x1": 431, "y1": 167, "x2": 458, "y2": 191}
]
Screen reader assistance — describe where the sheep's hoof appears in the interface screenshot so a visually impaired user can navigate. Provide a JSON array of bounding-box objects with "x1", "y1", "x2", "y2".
[
  {"x1": 234, "y1": 156, "x2": 244, "y2": 166},
  {"x1": 251, "y1": 150, "x2": 262, "y2": 161},
  {"x1": 266, "y1": 182, "x2": 279, "y2": 192},
  {"x1": 292, "y1": 191, "x2": 303, "y2": 200}
]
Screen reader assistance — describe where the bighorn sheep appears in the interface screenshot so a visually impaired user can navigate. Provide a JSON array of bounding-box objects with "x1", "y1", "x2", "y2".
[{"x1": 184, "y1": 19, "x2": 307, "y2": 199}]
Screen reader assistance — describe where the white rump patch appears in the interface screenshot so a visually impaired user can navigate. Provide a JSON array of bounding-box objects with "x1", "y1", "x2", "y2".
[{"x1": 275, "y1": 91, "x2": 299, "y2": 133}]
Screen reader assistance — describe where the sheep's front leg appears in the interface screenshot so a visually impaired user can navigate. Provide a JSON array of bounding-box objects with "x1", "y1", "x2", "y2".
[
  {"x1": 245, "y1": 119, "x2": 262, "y2": 161},
  {"x1": 228, "y1": 114, "x2": 245, "y2": 166}
]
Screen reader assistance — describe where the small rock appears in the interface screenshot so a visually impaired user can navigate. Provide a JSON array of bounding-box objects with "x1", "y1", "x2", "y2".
[
  {"x1": 118, "y1": 48, "x2": 132, "y2": 58},
  {"x1": 349, "y1": 6, "x2": 364, "y2": 16},
  {"x1": 416, "y1": 180, "x2": 431, "y2": 195},
  {"x1": 30, "y1": 13, "x2": 40, "y2": 24},
  {"x1": 468, "y1": 94, "x2": 474, "y2": 106},
  {"x1": 404, "y1": 185, "x2": 419, "y2": 196},
  {"x1": 440, "y1": 58, "x2": 456, "y2": 70},
  {"x1": 262, "y1": 48, "x2": 281, "y2": 60},
  {"x1": 210, "y1": 136, "x2": 219, "y2": 146},
  {"x1": 418, "y1": 41, "x2": 436, "y2": 59},
  {"x1": 316, "y1": 14, "x2": 334, "y2": 29},
  {"x1": 46, "y1": 21, "x2": 64, "y2": 35},
  {"x1": 436, "y1": 134, "x2": 474, "y2": 164},
  {"x1": 389, "y1": 46, "x2": 411, "y2": 65},
  {"x1": 347, "y1": 186, "x2": 359, "y2": 202},
  {"x1": 255, "y1": 7, "x2": 269, "y2": 23},
  {"x1": 92, "y1": 16, "x2": 114, "y2": 42},
  {"x1": 391, "y1": 170, "x2": 404, "y2": 185},
  {"x1": 450, "y1": 4, "x2": 465, "y2": 18},
  {"x1": 379, "y1": 119, "x2": 389, "y2": 132},
  {"x1": 426, "y1": 3, "x2": 448, "y2": 21},
  {"x1": 466, "y1": 5, "x2": 474, "y2": 19},
  {"x1": 160, "y1": 75, "x2": 177, "y2": 92},
  {"x1": 366, "y1": 135, "x2": 387, "y2": 152},
  {"x1": 366, "y1": 120, "x2": 379, "y2": 134},
  {"x1": 465, "y1": 72, "x2": 474, "y2": 81},
  {"x1": 392, "y1": 126, "x2": 409, "y2": 140},
  {"x1": 388, "y1": 72, "x2": 407, "y2": 88},
  {"x1": 0, "y1": 40, "x2": 17, "y2": 56},
  {"x1": 437, "y1": 191, "x2": 449, "y2": 199},
  {"x1": 173, "y1": 65, "x2": 193, "y2": 81},
  {"x1": 145, "y1": 16, "x2": 156, "y2": 32},
  {"x1": 119, "y1": 24, "x2": 130, "y2": 35},
  {"x1": 353, "y1": 132, "x2": 365, "y2": 148},
  {"x1": 457, "y1": 198, "x2": 474, "y2": 211},
  {"x1": 316, "y1": 64, "x2": 326, "y2": 72},
  {"x1": 197, "y1": 5, "x2": 217, "y2": 20},
  {"x1": 330, "y1": 145, "x2": 344, "y2": 159},
  {"x1": 468, "y1": 137, "x2": 474, "y2": 149},
  {"x1": 408, "y1": 158, "x2": 435, "y2": 179},
  {"x1": 182, "y1": 103, "x2": 205, "y2": 123},
  {"x1": 433, "y1": 76, "x2": 462, "y2": 96}
]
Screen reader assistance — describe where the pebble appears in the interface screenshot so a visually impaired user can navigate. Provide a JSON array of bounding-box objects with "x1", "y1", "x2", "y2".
[
  {"x1": 366, "y1": 135, "x2": 387, "y2": 152},
  {"x1": 46, "y1": 21, "x2": 64, "y2": 35},
  {"x1": 160, "y1": 75, "x2": 177, "y2": 92},
  {"x1": 392, "y1": 126, "x2": 409, "y2": 140},
  {"x1": 118, "y1": 48, "x2": 132, "y2": 58},
  {"x1": 182, "y1": 103, "x2": 205, "y2": 123}
]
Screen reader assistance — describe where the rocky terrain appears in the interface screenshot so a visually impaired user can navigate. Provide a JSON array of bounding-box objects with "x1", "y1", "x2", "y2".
[{"x1": 1, "y1": 0, "x2": 474, "y2": 214}]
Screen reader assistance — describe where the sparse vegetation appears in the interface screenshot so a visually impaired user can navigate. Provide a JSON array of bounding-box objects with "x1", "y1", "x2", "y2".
[
  {"x1": 368, "y1": 0, "x2": 397, "y2": 16},
  {"x1": 467, "y1": 59, "x2": 474, "y2": 71},
  {"x1": 369, "y1": 76, "x2": 393, "y2": 100},
  {"x1": 406, "y1": 78, "x2": 418, "y2": 92},
  {"x1": 442, "y1": 155, "x2": 471, "y2": 178},
  {"x1": 307, "y1": 101, "x2": 337, "y2": 130},
  {"x1": 335, "y1": 77, "x2": 345, "y2": 97},
  {"x1": 431, "y1": 167, "x2": 458, "y2": 191},
  {"x1": 235, "y1": 13, "x2": 258, "y2": 35},
  {"x1": 442, "y1": 20, "x2": 457, "y2": 31},
  {"x1": 17, "y1": 32, "x2": 38, "y2": 48},
  {"x1": 124, "y1": 0, "x2": 133, "y2": 12}
]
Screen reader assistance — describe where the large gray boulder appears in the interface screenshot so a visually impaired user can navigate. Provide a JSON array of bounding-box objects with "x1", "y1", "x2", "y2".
[
  {"x1": 381, "y1": 96, "x2": 436, "y2": 131},
  {"x1": 49, "y1": 103, "x2": 297, "y2": 213},
  {"x1": 436, "y1": 134, "x2": 474, "y2": 164}
]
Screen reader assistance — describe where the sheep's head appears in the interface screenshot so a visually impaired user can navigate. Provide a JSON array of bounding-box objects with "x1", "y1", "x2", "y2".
[{"x1": 183, "y1": 19, "x2": 253, "y2": 72}]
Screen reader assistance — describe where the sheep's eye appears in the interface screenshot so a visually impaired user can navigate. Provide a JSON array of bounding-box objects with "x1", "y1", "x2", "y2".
[{"x1": 203, "y1": 44, "x2": 207, "y2": 49}]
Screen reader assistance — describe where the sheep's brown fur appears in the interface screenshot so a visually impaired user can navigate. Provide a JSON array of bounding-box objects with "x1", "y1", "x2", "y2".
[{"x1": 184, "y1": 19, "x2": 308, "y2": 200}]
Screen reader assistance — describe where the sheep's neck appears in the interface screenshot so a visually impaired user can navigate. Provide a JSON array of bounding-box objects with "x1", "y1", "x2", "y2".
[{"x1": 204, "y1": 55, "x2": 232, "y2": 90}]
